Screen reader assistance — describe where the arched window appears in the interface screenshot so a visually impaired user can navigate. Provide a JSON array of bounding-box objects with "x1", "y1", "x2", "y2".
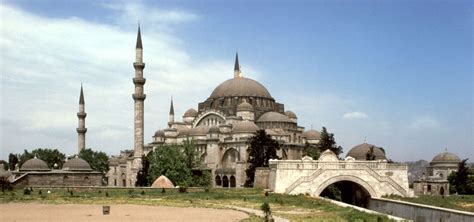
[
  {"x1": 222, "y1": 148, "x2": 239, "y2": 168},
  {"x1": 222, "y1": 176, "x2": 229, "y2": 188},
  {"x1": 215, "y1": 175, "x2": 222, "y2": 186}
]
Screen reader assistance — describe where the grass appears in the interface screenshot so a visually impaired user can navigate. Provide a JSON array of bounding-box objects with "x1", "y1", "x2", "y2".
[
  {"x1": 385, "y1": 194, "x2": 474, "y2": 212},
  {"x1": 1, "y1": 187, "x2": 393, "y2": 221}
]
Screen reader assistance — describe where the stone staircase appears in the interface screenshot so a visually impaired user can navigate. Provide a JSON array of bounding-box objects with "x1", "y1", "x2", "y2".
[{"x1": 285, "y1": 168, "x2": 324, "y2": 194}]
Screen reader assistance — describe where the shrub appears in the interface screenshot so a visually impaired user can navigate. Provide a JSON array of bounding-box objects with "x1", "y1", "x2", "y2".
[
  {"x1": 23, "y1": 188, "x2": 31, "y2": 195},
  {"x1": 260, "y1": 202, "x2": 273, "y2": 222}
]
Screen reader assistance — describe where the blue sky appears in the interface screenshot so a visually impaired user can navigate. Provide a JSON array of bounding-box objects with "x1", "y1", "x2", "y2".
[{"x1": 0, "y1": 0, "x2": 472, "y2": 161}]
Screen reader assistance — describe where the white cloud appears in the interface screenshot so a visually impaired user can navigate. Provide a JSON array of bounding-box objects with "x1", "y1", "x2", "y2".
[
  {"x1": 343, "y1": 111, "x2": 368, "y2": 120},
  {"x1": 410, "y1": 116, "x2": 440, "y2": 129},
  {"x1": 0, "y1": 3, "x2": 247, "y2": 158}
]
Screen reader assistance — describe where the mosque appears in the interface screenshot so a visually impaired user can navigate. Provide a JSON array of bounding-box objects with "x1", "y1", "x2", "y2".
[{"x1": 105, "y1": 26, "x2": 398, "y2": 188}]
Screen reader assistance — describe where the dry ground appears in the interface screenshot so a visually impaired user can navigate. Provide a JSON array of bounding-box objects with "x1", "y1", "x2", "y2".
[{"x1": 0, "y1": 203, "x2": 249, "y2": 222}]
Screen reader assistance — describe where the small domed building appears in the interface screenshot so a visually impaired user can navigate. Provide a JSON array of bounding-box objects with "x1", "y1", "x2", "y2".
[
  {"x1": 413, "y1": 149, "x2": 461, "y2": 196},
  {"x1": 10, "y1": 156, "x2": 102, "y2": 187}
]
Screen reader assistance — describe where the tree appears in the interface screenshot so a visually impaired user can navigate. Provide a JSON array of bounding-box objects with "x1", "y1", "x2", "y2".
[
  {"x1": 366, "y1": 146, "x2": 376, "y2": 160},
  {"x1": 147, "y1": 145, "x2": 192, "y2": 187},
  {"x1": 135, "y1": 152, "x2": 151, "y2": 187},
  {"x1": 31, "y1": 148, "x2": 66, "y2": 169},
  {"x1": 79, "y1": 148, "x2": 110, "y2": 178},
  {"x1": 303, "y1": 142, "x2": 320, "y2": 160},
  {"x1": 448, "y1": 159, "x2": 473, "y2": 194},
  {"x1": 245, "y1": 129, "x2": 280, "y2": 187},
  {"x1": 317, "y1": 127, "x2": 343, "y2": 157},
  {"x1": 8, "y1": 153, "x2": 18, "y2": 170},
  {"x1": 182, "y1": 139, "x2": 203, "y2": 170}
]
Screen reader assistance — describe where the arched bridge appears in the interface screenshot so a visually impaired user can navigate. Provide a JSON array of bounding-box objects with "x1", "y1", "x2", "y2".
[{"x1": 268, "y1": 150, "x2": 413, "y2": 198}]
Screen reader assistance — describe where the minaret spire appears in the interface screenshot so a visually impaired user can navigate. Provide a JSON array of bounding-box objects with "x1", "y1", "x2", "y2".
[
  {"x1": 168, "y1": 97, "x2": 175, "y2": 127},
  {"x1": 77, "y1": 84, "x2": 87, "y2": 153},
  {"x1": 234, "y1": 52, "x2": 241, "y2": 78},
  {"x1": 136, "y1": 24, "x2": 142, "y2": 49},
  {"x1": 132, "y1": 24, "x2": 146, "y2": 180}
]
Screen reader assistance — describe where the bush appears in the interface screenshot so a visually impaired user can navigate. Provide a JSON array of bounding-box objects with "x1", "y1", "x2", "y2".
[
  {"x1": 260, "y1": 202, "x2": 273, "y2": 222},
  {"x1": 23, "y1": 188, "x2": 31, "y2": 195},
  {"x1": 179, "y1": 186, "x2": 188, "y2": 193}
]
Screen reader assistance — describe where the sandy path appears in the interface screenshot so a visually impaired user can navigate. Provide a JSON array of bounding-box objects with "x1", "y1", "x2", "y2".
[{"x1": 0, "y1": 203, "x2": 249, "y2": 222}]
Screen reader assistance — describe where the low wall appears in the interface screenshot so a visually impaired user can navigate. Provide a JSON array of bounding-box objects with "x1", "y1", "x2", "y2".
[{"x1": 368, "y1": 197, "x2": 474, "y2": 222}]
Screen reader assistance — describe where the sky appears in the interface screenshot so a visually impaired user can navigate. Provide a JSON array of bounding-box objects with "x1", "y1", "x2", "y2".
[{"x1": 0, "y1": 0, "x2": 472, "y2": 162}]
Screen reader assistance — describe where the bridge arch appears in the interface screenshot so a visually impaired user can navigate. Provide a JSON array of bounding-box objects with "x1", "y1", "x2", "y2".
[{"x1": 313, "y1": 175, "x2": 378, "y2": 198}]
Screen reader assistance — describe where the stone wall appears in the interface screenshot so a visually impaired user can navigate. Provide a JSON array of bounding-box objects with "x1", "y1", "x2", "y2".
[
  {"x1": 254, "y1": 167, "x2": 271, "y2": 189},
  {"x1": 12, "y1": 172, "x2": 102, "y2": 187},
  {"x1": 368, "y1": 197, "x2": 474, "y2": 222}
]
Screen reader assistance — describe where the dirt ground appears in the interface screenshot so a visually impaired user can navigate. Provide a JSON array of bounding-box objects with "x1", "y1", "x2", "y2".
[{"x1": 0, "y1": 203, "x2": 249, "y2": 222}]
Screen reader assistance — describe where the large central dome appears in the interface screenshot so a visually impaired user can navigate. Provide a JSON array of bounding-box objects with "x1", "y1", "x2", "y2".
[{"x1": 209, "y1": 77, "x2": 273, "y2": 99}]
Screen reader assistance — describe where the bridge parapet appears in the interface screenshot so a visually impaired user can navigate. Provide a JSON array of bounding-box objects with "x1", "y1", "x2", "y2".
[{"x1": 269, "y1": 158, "x2": 412, "y2": 198}]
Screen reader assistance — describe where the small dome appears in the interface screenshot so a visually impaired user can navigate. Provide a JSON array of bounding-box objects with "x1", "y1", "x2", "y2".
[
  {"x1": 346, "y1": 143, "x2": 387, "y2": 160},
  {"x1": 302, "y1": 130, "x2": 321, "y2": 140},
  {"x1": 183, "y1": 108, "x2": 198, "y2": 117},
  {"x1": 189, "y1": 125, "x2": 210, "y2": 136},
  {"x1": 154, "y1": 130, "x2": 165, "y2": 137},
  {"x1": 209, "y1": 125, "x2": 220, "y2": 134},
  {"x1": 210, "y1": 77, "x2": 272, "y2": 99},
  {"x1": 232, "y1": 121, "x2": 259, "y2": 134},
  {"x1": 285, "y1": 111, "x2": 297, "y2": 119},
  {"x1": 431, "y1": 150, "x2": 461, "y2": 163},
  {"x1": 237, "y1": 100, "x2": 254, "y2": 111},
  {"x1": 62, "y1": 156, "x2": 92, "y2": 171},
  {"x1": 257, "y1": 111, "x2": 293, "y2": 123},
  {"x1": 20, "y1": 157, "x2": 50, "y2": 171}
]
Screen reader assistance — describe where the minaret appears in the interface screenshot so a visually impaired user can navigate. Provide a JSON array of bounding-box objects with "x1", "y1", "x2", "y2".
[
  {"x1": 168, "y1": 97, "x2": 174, "y2": 127},
  {"x1": 132, "y1": 25, "x2": 146, "y2": 160},
  {"x1": 234, "y1": 52, "x2": 241, "y2": 78},
  {"x1": 76, "y1": 84, "x2": 87, "y2": 153}
]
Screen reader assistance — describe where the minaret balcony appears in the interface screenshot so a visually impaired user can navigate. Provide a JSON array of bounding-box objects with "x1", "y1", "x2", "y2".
[
  {"x1": 133, "y1": 77, "x2": 146, "y2": 85},
  {"x1": 76, "y1": 128, "x2": 88, "y2": 133},
  {"x1": 77, "y1": 112, "x2": 87, "y2": 118},
  {"x1": 133, "y1": 94, "x2": 146, "y2": 101},
  {"x1": 133, "y1": 62, "x2": 145, "y2": 69}
]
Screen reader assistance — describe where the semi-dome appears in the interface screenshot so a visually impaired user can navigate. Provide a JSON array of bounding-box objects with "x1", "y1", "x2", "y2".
[
  {"x1": 20, "y1": 157, "x2": 50, "y2": 171},
  {"x1": 154, "y1": 130, "x2": 165, "y2": 137},
  {"x1": 189, "y1": 125, "x2": 210, "y2": 136},
  {"x1": 183, "y1": 108, "x2": 198, "y2": 117},
  {"x1": 431, "y1": 150, "x2": 461, "y2": 163},
  {"x1": 232, "y1": 121, "x2": 259, "y2": 134},
  {"x1": 285, "y1": 111, "x2": 297, "y2": 119},
  {"x1": 346, "y1": 143, "x2": 387, "y2": 160},
  {"x1": 210, "y1": 77, "x2": 272, "y2": 99},
  {"x1": 237, "y1": 100, "x2": 254, "y2": 111},
  {"x1": 62, "y1": 156, "x2": 92, "y2": 171},
  {"x1": 302, "y1": 130, "x2": 321, "y2": 140},
  {"x1": 257, "y1": 111, "x2": 293, "y2": 123}
]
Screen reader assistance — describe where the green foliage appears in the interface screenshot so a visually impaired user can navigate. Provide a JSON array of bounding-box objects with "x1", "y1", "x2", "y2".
[
  {"x1": 79, "y1": 148, "x2": 110, "y2": 178},
  {"x1": 8, "y1": 153, "x2": 18, "y2": 170},
  {"x1": 16, "y1": 149, "x2": 66, "y2": 169},
  {"x1": 245, "y1": 130, "x2": 280, "y2": 187},
  {"x1": 147, "y1": 145, "x2": 192, "y2": 187},
  {"x1": 135, "y1": 153, "x2": 151, "y2": 187},
  {"x1": 366, "y1": 146, "x2": 376, "y2": 160},
  {"x1": 191, "y1": 170, "x2": 212, "y2": 187},
  {"x1": 23, "y1": 188, "x2": 31, "y2": 195},
  {"x1": 320, "y1": 184, "x2": 342, "y2": 201},
  {"x1": 448, "y1": 159, "x2": 474, "y2": 194},
  {"x1": 303, "y1": 142, "x2": 320, "y2": 160},
  {"x1": 316, "y1": 127, "x2": 343, "y2": 157},
  {"x1": 260, "y1": 202, "x2": 272, "y2": 222},
  {"x1": 182, "y1": 139, "x2": 202, "y2": 170}
]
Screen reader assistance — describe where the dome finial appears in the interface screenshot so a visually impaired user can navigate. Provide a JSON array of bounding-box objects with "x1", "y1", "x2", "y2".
[{"x1": 364, "y1": 137, "x2": 367, "y2": 144}]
